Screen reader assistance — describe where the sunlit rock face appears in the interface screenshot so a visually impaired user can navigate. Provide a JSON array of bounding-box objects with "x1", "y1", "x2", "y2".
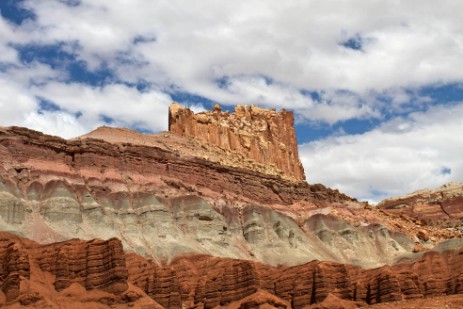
[
  {"x1": 169, "y1": 102, "x2": 306, "y2": 181},
  {"x1": 0, "y1": 177, "x2": 412, "y2": 268}
]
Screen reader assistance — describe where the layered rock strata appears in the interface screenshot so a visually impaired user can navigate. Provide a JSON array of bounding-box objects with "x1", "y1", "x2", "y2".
[
  {"x1": 2, "y1": 232, "x2": 463, "y2": 308},
  {"x1": 0, "y1": 126, "x2": 401, "y2": 267},
  {"x1": 169, "y1": 103, "x2": 305, "y2": 181},
  {"x1": 0, "y1": 232, "x2": 132, "y2": 307},
  {"x1": 131, "y1": 243, "x2": 463, "y2": 308},
  {"x1": 0, "y1": 126, "x2": 459, "y2": 268},
  {"x1": 379, "y1": 183, "x2": 463, "y2": 228},
  {"x1": 0, "y1": 126, "x2": 341, "y2": 207}
]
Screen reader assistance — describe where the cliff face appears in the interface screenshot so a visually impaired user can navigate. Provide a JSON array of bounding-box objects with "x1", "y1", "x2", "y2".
[
  {"x1": 2, "y1": 231, "x2": 463, "y2": 308},
  {"x1": 0, "y1": 232, "x2": 133, "y2": 307},
  {"x1": 169, "y1": 103, "x2": 305, "y2": 181}
]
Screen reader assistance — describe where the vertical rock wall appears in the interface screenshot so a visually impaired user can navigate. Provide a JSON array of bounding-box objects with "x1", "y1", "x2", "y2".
[{"x1": 168, "y1": 103, "x2": 306, "y2": 181}]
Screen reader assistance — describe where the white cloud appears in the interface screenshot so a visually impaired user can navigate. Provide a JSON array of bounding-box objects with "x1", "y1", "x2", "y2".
[
  {"x1": 0, "y1": 1, "x2": 459, "y2": 122},
  {"x1": 0, "y1": 18, "x2": 18, "y2": 63},
  {"x1": 206, "y1": 76, "x2": 315, "y2": 110},
  {"x1": 299, "y1": 103, "x2": 463, "y2": 202},
  {"x1": 14, "y1": 0, "x2": 463, "y2": 99},
  {"x1": 0, "y1": 76, "x2": 37, "y2": 125},
  {"x1": 31, "y1": 82, "x2": 173, "y2": 134},
  {"x1": 0, "y1": 62, "x2": 74, "y2": 136},
  {"x1": 22, "y1": 110, "x2": 87, "y2": 139},
  {"x1": 0, "y1": 69, "x2": 173, "y2": 138}
]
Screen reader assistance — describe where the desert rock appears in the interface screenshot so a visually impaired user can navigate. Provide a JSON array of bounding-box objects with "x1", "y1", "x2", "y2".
[
  {"x1": 169, "y1": 103, "x2": 305, "y2": 181},
  {"x1": 1, "y1": 126, "x2": 419, "y2": 268},
  {"x1": 2, "y1": 232, "x2": 463, "y2": 308},
  {"x1": 379, "y1": 182, "x2": 463, "y2": 229}
]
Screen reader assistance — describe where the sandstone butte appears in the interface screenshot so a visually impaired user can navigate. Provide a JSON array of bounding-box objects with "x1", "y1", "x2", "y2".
[
  {"x1": 0, "y1": 102, "x2": 462, "y2": 308},
  {"x1": 169, "y1": 102, "x2": 305, "y2": 181}
]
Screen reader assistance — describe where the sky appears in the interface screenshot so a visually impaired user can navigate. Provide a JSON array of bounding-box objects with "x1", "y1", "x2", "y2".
[{"x1": 0, "y1": 0, "x2": 462, "y2": 203}]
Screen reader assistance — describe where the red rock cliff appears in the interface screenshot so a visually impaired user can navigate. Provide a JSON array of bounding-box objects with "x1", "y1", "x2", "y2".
[
  {"x1": 169, "y1": 103, "x2": 306, "y2": 181},
  {"x1": 2, "y1": 233, "x2": 463, "y2": 308}
]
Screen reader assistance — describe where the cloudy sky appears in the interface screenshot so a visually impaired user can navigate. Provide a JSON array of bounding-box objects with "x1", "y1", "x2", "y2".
[{"x1": 0, "y1": 0, "x2": 462, "y2": 202}]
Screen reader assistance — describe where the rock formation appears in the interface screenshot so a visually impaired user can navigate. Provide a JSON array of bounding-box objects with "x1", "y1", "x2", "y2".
[
  {"x1": 0, "y1": 101, "x2": 462, "y2": 308},
  {"x1": 0, "y1": 126, "x2": 460, "y2": 269},
  {"x1": 2, "y1": 231, "x2": 463, "y2": 308},
  {"x1": 379, "y1": 183, "x2": 463, "y2": 228},
  {"x1": 169, "y1": 103, "x2": 305, "y2": 181},
  {"x1": 0, "y1": 232, "x2": 160, "y2": 308}
]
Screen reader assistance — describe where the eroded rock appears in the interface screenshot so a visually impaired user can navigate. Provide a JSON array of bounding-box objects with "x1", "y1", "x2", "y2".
[
  {"x1": 379, "y1": 182, "x2": 463, "y2": 229},
  {"x1": 169, "y1": 102, "x2": 305, "y2": 181}
]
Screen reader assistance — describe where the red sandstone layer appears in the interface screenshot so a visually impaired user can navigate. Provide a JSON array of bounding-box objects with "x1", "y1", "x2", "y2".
[
  {"x1": 0, "y1": 126, "x2": 459, "y2": 255},
  {"x1": 1, "y1": 232, "x2": 463, "y2": 308},
  {"x1": 0, "y1": 126, "x2": 351, "y2": 207}
]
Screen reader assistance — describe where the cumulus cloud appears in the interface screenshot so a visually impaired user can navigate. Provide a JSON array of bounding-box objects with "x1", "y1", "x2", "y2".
[
  {"x1": 31, "y1": 82, "x2": 173, "y2": 136},
  {"x1": 0, "y1": 18, "x2": 18, "y2": 63},
  {"x1": 299, "y1": 103, "x2": 463, "y2": 202},
  {"x1": 0, "y1": 76, "x2": 37, "y2": 125},
  {"x1": 13, "y1": 1, "x2": 463, "y2": 105},
  {"x1": 2, "y1": 2, "x2": 462, "y2": 112},
  {"x1": 0, "y1": 65, "x2": 173, "y2": 138},
  {"x1": 22, "y1": 110, "x2": 86, "y2": 139}
]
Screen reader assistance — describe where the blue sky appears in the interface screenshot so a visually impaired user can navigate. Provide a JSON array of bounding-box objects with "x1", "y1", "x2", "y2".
[{"x1": 0, "y1": 0, "x2": 462, "y2": 202}]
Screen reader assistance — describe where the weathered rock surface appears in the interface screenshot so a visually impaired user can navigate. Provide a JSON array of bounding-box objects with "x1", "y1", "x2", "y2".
[
  {"x1": 379, "y1": 183, "x2": 463, "y2": 229},
  {"x1": 0, "y1": 125, "x2": 429, "y2": 268},
  {"x1": 2, "y1": 232, "x2": 463, "y2": 308},
  {"x1": 169, "y1": 103, "x2": 305, "y2": 181},
  {"x1": 128, "y1": 243, "x2": 463, "y2": 308},
  {"x1": 0, "y1": 232, "x2": 144, "y2": 307}
]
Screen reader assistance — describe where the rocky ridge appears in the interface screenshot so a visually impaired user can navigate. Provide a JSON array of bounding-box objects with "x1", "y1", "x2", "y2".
[
  {"x1": 379, "y1": 182, "x2": 463, "y2": 230},
  {"x1": 1, "y1": 125, "x2": 457, "y2": 269}
]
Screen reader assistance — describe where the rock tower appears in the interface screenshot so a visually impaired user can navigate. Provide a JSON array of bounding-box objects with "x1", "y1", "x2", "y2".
[{"x1": 168, "y1": 102, "x2": 305, "y2": 181}]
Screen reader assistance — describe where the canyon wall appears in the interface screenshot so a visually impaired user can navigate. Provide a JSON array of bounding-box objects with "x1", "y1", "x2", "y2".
[{"x1": 168, "y1": 103, "x2": 305, "y2": 181}]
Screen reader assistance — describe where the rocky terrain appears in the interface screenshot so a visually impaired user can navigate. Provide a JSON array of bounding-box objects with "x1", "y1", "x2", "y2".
[
  {"x1": 0, "y1": 125, "x2": 433, "y2": 268},
  {"x1": 1, "y1": 231, "x2": 463, "y2": 308},
  {"x1": 0, "y1": 103, "x2": 462, "y2": 308},
  {"x1": 379, "y1": 182, "x2": 463, "y2": 228}
]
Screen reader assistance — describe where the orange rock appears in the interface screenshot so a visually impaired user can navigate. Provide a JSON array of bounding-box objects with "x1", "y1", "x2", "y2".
[
  {"x1": 416, "y1": 229, "x2": 430, "y2": 241},
  {"x1": 2, "y1": 231, "x2": 463, "y2": 308},
  {"x1": 168, "y1": 102, "x2": 306, "y2": 181},
  {"x1": 0, "y1": 125, "x2": 353, "y2": 208},
  {"x1": 308, "y1": 293, "x2": 365, "y2": 309}
]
